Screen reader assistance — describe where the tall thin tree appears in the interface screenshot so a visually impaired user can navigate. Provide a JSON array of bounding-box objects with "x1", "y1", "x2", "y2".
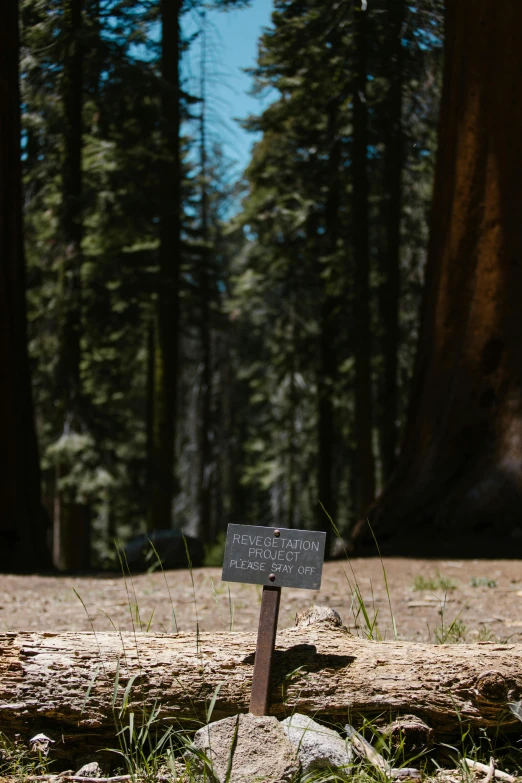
[
  {"x1": 149, "y1": 0, "x2": 182, "y2": 531},
  {"x1": 316, "y1": 100, "x2": 341, "y2": 546},
  {"x1": 352, "y1": 0, "x2": 375, "y2": 512},
  {"x1": 197, "y1": 10, "x2": 213, "y2": 542},
  {"x1": 53, "y1": 0, "x2": 89, "y2": 571},
  {"x1": 379, "y1": 0, "x2": 405, "y2": 482},
  {"x1": 0, "y1": 0, "x2": 50, "y2": 571}
]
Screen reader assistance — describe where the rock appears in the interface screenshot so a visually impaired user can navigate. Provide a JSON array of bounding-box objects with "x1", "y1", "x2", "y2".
[
  {"x1": 281, "y1": 713, "x2": 353, "y2": 777},
  {"x1": 295, "y1": 605, "x2": 343, "y2": 628},
  {"x1": 75, "y1": 761, "x2": 103, "y2": 777},
  {"x1": 188, "y1": 713, "x2": 300, "y2": 783},
  {"x1": 123, "y1": 529, "x2": 204, "y2": 571}
]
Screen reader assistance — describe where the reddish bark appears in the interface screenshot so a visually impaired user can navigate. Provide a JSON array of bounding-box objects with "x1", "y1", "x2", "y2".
[{"x1": 352, "y1": 0, "x2": 522, "y2": 555}]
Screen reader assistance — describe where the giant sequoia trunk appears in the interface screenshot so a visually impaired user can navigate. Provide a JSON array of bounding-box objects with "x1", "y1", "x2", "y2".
[
  {"x1": 352, "y1": 0, "x2": 522, "y2": 556},
  {"x1": 1, "y1": 622, "x2": 521, "y2": 761},
  {"x1": 0, "y1": 0, "x2": 50, "y2": 572}
]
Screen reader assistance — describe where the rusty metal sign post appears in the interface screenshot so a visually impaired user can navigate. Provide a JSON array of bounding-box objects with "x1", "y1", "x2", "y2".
[
  {"x1": 249, "y1": 584, "x2": 281, "y2": 715},
  {"x1": 221, "y1": 524, "x2": 326, "y2": 716}
]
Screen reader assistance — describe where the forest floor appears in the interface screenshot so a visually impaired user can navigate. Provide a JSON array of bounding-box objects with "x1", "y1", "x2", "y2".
[{"x1": 1, "y1": 557, "x2": 522, "y2": 642}]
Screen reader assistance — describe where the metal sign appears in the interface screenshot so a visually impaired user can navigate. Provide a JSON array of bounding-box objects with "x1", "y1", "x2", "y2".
[
  {"x1": 222, "y1": 524, "x2": 326, "y2": 590},
  {"x1": 221, "y1": 524, "x2": 327, "y2": 717}
]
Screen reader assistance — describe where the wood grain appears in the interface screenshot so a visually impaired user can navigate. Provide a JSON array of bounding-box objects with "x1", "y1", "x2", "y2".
[{"x1": 1, "y1": 625, "x2": 521, "y2": 759}]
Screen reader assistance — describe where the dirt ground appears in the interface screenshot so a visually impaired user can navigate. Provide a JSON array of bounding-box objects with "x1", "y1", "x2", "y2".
[{"x1": 1, "y1": 558, "x2": 521, "y2": 642}]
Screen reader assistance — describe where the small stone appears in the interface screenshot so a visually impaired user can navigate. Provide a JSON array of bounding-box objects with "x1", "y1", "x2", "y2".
[
  {"x1": 188, "y1": 713, "x2": 300, "y2": 783},
  {"x1": 75, "y1": 761, "x2": 103, "y2": 777},
  {"x1": 295, "y1": 605, "x2": 343, "y2": 628},
  {"x1": 281, "y1": 713, "x2": 353, "y2": 777}
]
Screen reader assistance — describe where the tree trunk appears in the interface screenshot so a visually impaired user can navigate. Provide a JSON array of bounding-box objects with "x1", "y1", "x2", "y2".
[
  {"x1": 316, "y1": 102, "x2": 340, "y2": 551},
  {"x1": 378, "y1": 0, "x2": 404, "y2": 483},
  {"x1": 1, "y1": 623, "x2": 522, "y2": 760},
  {"x1": 149, "y1": 0, "x2": 182, "y2": 531},
  {"x1": 288, "y1": 304, "x2": 297, "y2": 529},
  {"x1": 352, "y1": 0, "x2": 375, "y2": 513},
  {"x1": 146, "y1": 317, "x2": 155, "y2": 519},
  {"x1": 0, "y1": 0, "x2": 51, "y2": 572},
  {"x1": 352, "y1": 0, "x2": 522, "y2": 556},
  {"x1": 59, "y1": 0, "x2": 83, "y2": 411},
  {"x1": 54, "y1": 0, "x2": 90, "y2": 572},
  {"x1": 216, "y1": 335, "x2": 237, "y2": 530},
  {"x1": 197, "y1": 15, "x2": 213, "y2": 543}
]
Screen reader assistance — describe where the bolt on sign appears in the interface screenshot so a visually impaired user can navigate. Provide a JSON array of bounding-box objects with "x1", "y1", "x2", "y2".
[{"x1": 222, "y1": 524, "x2": 326, "y2": 716}]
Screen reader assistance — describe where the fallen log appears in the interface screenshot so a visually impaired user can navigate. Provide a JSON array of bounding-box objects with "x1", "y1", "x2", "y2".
[{"x1": 1, "y1": 617, "x2": 522, "y2": 761}]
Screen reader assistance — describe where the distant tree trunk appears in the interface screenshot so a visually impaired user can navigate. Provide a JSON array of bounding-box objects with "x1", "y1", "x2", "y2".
[
  {"x1": 90, "y1": 0, "x2": 102, "y2": 131},
  {"x1": 287, "y1": 302, "x2": 297, "y2": 529},
  {"x1": 146, "y1": 318, "x2": 155, "y2": 512},
  {"x1": 378, "y1": 0, "x2": 404, "y2": 482},
  {"x1": 216, "y1": 335, "x2": 237, "y2": 530},
  {"x1": 316, "y1": 102, "x2": 341, "y2": 551},
  {"x1": 54, "y1": 0, "x2": 90, "y2": 572},
  {"x1": 352, "y1": 0, "x2": 375, "y2": 512},
  {"x1": 352, "y1": 0, "x2": 522, "y2": 556},
  {"x1": 59, "y1": 0, "x2": 83, "y2": 434},
  {"x1": 149, "y1": 0, "x2": 182, "y2": 531},
  {"x1": 0, "y1": 0, "x2": 51, "y2": 572},
  {"x1": 197, "y1": 14, "x2": 212, "y2": 543}
]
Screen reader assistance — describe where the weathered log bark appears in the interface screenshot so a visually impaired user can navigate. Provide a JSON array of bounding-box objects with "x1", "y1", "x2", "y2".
[{"x1": 1, "y1": 624, "x2": 521, "y2": 760}]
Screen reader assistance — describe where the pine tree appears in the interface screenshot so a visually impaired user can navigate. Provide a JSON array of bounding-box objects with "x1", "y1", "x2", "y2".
[
  {"x1": 0, "y1": 0, "x2": 51, "y2": 571},
  {"x1": 17, "y1": 0, "x2": 444, "y2": 560},
  {"x1": 52, "y1": 0, "x2": 91, "y2": 571},
  {"x1": 148, "y1": 0, "x2": 182, "y2": 532},
  {"x1": 22, "y1": 0, "x2": 163, "y2": 559},
  {"x1": 196, "y1": 10, "x2": 213, "y2": 542},
  {"x1": 352, "y1": 0, "x2": 375, "y2": 513},
  {"x1": 378, "y1": 0, "x2": 404, "y2": 482}
]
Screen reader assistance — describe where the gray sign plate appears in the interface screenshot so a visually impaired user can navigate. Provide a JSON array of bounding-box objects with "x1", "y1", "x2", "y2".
[{"x1": 222, "y1": 524, "x2": 326, "y2": 590}]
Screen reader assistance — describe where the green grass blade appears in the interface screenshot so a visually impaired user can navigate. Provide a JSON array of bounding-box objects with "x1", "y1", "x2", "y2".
[
  {"x1": 206, "y1": 682, "x2": 223, "y2": 724},
  {"x1": 120, "y1": 673, "x2": 139, "y2": 717},
  {"x1": 224, "y1": 715, "x2": 240, "y2": 783},
  {"x1": 80, "y1": 663, "x2": 101, "y2": 715},
  {"x1": 148, "y1": 538, "x2": 179, "y2": 634},
  {"x1": 112, "y1": 656, "x2": 121, "y2": 710},
  {"x1": 366, "y1": 518, "x2": 398, "y2": 640}
]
